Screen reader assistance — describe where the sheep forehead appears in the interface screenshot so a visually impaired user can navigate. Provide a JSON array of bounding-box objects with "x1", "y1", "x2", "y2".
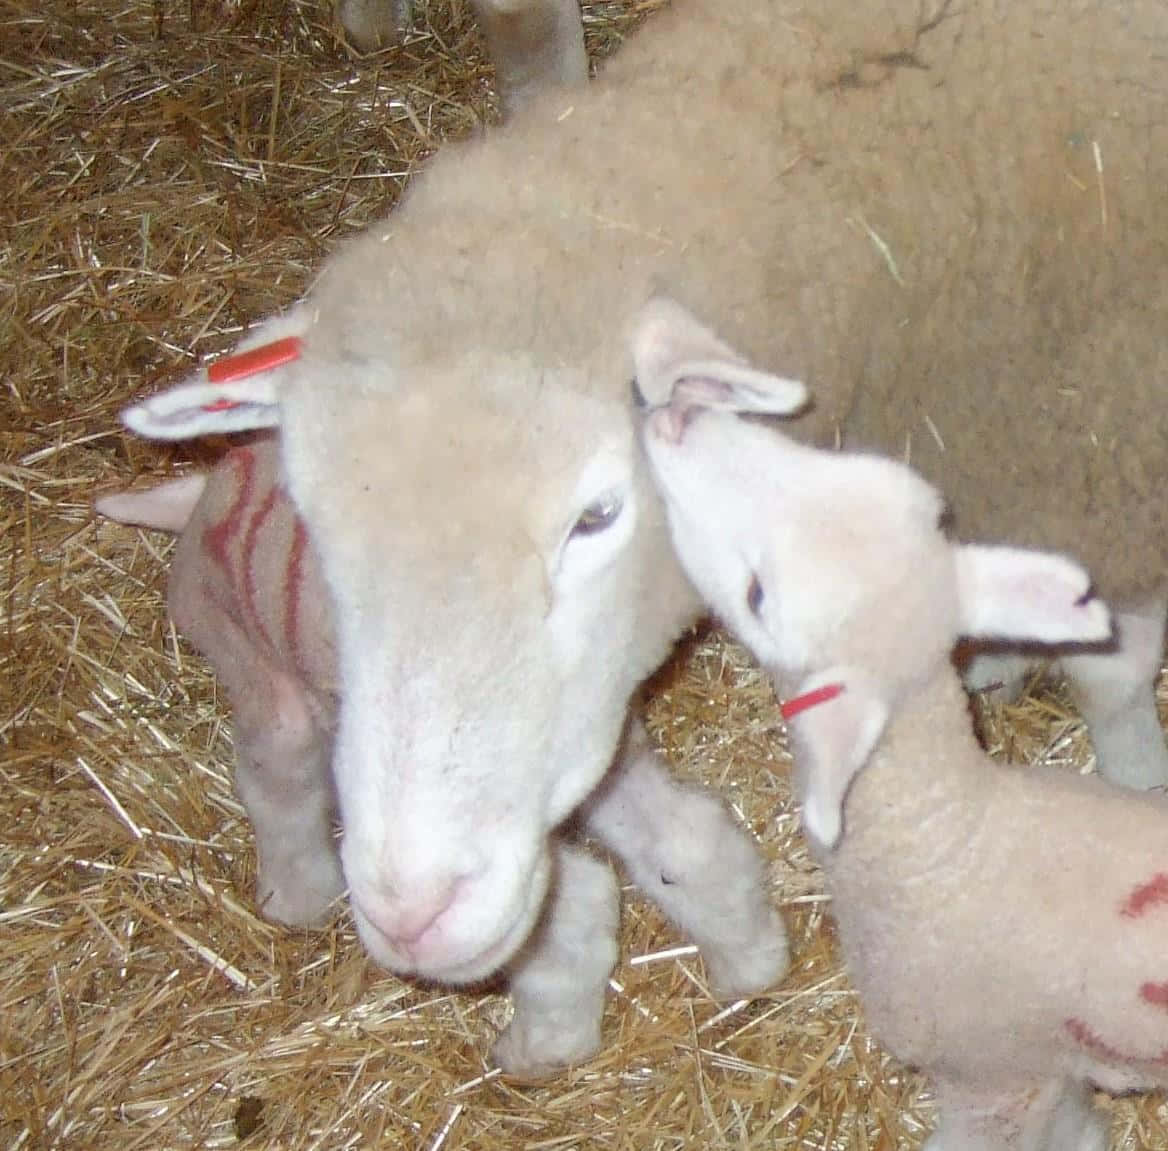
[
  {"x1": 666, "y1": 414, "x2": 943, "y2": 555},
  {"x1": 280, "y1": 368, "x2": 634, "y2": 569},
  {"x1": 761, "y1": 463, "x2": 957, "y2": 669},
  {"x1": 771, "y1": 457, "x2": 944, "y2": 590}
]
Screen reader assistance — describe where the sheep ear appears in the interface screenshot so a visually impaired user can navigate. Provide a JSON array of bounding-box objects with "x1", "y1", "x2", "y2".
[
  {"x1": 119, "y1": 332, "x2": 302, "y2": 441},
  {"x1": 96, "y1": 474, "x2": 207, "y2": 533},
  {"x1": 630, "y1": 295, "x2": 807, "y2": 414},
  {"x1": 783, "y1": 668, "x2": 888, "y2": 850},
  {"x1": 954, "y1": 545, "x2": 1113, "y2": 646}
]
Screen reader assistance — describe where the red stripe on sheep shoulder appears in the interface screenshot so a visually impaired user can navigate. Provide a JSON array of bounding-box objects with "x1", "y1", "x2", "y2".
[
  {"x1": 780, "y1": 682, "x2": 844, "y2": 721},
  {"x1": 207, "y1": 336, "x2": 302, "y2": 384}
]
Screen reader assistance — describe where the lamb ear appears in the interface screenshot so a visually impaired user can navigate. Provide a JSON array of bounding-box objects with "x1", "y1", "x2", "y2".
[
  {"x1": 630, "y1": 295, "x2": 807, "y2": 415},
  {"x1": 783, "y1": 668, "x2": 889, "y2": 850},
  {"x1": 119, "y1": 315, "x2": 307, "y2": 441},
  {"x1": 954, "y1": 545, "x2": 1113, "y2": 646}
]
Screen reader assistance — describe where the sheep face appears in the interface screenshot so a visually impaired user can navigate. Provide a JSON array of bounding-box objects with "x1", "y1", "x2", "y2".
[
  {"x1": 641, "y1": 407, "x2": 958, "y2": 688},
  {"x1": 642, "y1": 405, "x2": 1111, "y2": 850},
  {"x1": 275, "y1": 360, "x2": 670, "y2": 983},
  {"x1": 112, "y1": 298, "x2": 805, "y2": 986}
]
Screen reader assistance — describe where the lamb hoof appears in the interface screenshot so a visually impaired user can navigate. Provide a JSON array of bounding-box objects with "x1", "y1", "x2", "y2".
[
  {"x1": 258, "y1": 852, "x2": 346, "y2": 927},
  {"x1": 704, "y1": 912, "x2": 790, "y2": 1000},
  {"x1": 491, "y1": 1015, "x2": 602, "y2": 1081}
]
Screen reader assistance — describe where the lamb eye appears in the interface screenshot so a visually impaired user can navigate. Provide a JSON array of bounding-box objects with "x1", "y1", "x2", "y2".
[
  {"x1": 571, "y1": 495, "x2": 623, "y2": 538},
  {"x1": 747, "y1": 573, "x2": 765, "y2": 616}
]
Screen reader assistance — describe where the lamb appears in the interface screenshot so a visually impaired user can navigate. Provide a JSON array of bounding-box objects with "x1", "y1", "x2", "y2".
[
  {"x1": 103, "y1": 0, "x2": 1166, "y2": 1068},
  {"x1": 96, "y1": 315, "x2": 794, "y2": 1075},
  {"x1": 640, "y1": 391, "x2": 1168, "y2": 1149}
]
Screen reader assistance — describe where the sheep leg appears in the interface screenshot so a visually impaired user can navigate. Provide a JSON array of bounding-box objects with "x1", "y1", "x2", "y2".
[
  {"x1": 182, "y1": 603, "x2": 344, "y2": 926},
  {"x1": 471, "y1": 0, "x2": 588, "y2": 115},
  {"x1": 959, "y1": 647, "x2": 1034, "y2": 705},
  {"x1": 923, "y1": 1078, "x2": 1108, "y2": 1151},
  {"x1": 1063, "y1": 597, "x2": 1168, "y2": 790},
  {"x1": 231, "y1": 668, "x2": 344, "y2": 927},
  {"x1": 335, "y1": 0, "x2": 585, "y2": 110},
  {"x1": 492, "y1": 840, "x2": 619, "y2": 1077},
  {"x1": 335, "y1": 0, "x2": 414, "y2": 52},
  {"x1": 582, "y1": 719, "x2": 790, "y2": 999}
]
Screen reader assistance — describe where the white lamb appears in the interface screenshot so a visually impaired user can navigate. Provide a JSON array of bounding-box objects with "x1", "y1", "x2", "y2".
[{"x1": 641, "y1": 392, "x2": 1168, "y2": 1149}]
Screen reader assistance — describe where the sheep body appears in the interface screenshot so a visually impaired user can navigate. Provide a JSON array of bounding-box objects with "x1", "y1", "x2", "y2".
[
  {"x1": 305, "y1": 0, "x2": 1168, "y2": 781},
  {"x1": 833, "y1": 678, "x2": 1168, "y2": 1098},
  {"x1": 100, "y1": 438, "x2": 344, "y2": 927},
  {"x1": 640, "y1": 402, "x2": 1168, "y2": 1147}
]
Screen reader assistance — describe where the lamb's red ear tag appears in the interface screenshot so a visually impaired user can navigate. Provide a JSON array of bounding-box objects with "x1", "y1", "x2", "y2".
[{"x1": 207, "y1": 336, "x2": 302, "y2": 384}]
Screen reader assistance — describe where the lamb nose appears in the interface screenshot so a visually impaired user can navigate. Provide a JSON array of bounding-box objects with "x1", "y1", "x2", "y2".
[{"x1": 370, "y1": 879, "x2": 463, "y2": 949}]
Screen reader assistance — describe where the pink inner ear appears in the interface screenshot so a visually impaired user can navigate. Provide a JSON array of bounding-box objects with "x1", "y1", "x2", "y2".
[
  {"x1": 207, "y1": 336, "x2": 302, "y2": 384},
  {"x1": 674, "y1": 377, "x2": 732, "y2": 406}
]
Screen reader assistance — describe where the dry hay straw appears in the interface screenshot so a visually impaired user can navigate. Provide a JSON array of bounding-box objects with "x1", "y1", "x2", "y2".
[{"x1": 2, "y1": 0, "x2": 1167, "y2": 1146}]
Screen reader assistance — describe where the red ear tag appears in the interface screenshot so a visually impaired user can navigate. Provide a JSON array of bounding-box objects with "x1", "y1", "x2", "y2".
[
  {"x1": 201, "y1": 397, "x2": 243, "y2": 413},
  {"x1": 207, "y1": 336, "x2": 302, "y2": 384},
  {"x1": 780, "y1": 682, "x2": 845, "y2": 721}
]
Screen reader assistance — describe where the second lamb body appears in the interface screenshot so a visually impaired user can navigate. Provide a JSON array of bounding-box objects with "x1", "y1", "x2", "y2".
[{"x1": 641, "y1": 394, "x2": 1168, "y2": 1149}]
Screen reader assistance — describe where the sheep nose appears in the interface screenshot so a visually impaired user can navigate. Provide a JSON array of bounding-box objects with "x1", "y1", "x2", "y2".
[{"x1": 356, "y1": 877, "x2": 464, "y2": 952}]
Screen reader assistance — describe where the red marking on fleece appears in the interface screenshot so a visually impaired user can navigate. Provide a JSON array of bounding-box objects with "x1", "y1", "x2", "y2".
[
  {"x1": 781, "y1": 682, "x2": 844, "y2": 721},
  {"x1": 1141, "y1": 982, "x2": 1168, "y2": 1010},
  {"x1": 207, "y1": 336, "x2": 302, "y2": 384},
  {"x1": 242, "y1": 483, "x2": 279, "y2": 649},
  {"x1": 1064, "y1": 1017, "x2": 1168, "y2": 1066},
  {"x1": 284, "y1": 516, "x2": 308, "y2": 674},
  {"x1": 203, "y1": 449, "x2": 257, "y2": 582},
  {"x1": 1120, "y1": 873, "x2": 1168, "y2": 919}
]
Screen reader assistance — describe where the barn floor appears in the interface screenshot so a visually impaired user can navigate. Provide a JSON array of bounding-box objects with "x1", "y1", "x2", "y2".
[{"x1": 3, "y1": 0, "x2": 1166, "y2": 1146}]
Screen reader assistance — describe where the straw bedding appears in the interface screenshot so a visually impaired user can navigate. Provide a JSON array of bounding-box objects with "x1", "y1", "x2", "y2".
[{"x1": 2, "y1": 0, "x2": 1166, "y2": 1146}]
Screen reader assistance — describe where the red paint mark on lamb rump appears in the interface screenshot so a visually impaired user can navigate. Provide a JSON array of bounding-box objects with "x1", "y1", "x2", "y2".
[
  {"x1": 1064, "y1": 1017, "x2": 1168, "y2": 1066},
  {"x1": 1120, "y1": 873, "x2": 1168, "y2": 919}
]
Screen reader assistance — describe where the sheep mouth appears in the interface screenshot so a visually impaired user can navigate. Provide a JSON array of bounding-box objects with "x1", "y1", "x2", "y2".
[{"x1": 350, "y1": 885, "x2": 542, "y2": 986}]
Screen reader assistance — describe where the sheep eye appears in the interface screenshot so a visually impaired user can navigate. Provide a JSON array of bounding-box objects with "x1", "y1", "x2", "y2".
[
  {"x1": 571, "y1": 495, "x2": 623, "y2": 538},
  {"x1": 747, "y1": 573, "x2": 765, "y2": 616}
]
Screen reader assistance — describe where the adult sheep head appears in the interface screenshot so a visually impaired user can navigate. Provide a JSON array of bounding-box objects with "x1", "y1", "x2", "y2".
[{"x1": 118, "y1": 298, "x2": 805, "y2": 985}]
